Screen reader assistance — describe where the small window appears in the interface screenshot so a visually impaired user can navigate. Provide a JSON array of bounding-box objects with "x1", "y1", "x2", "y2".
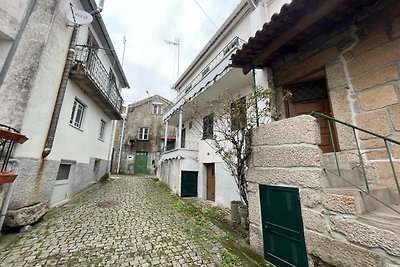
[
  {"x1": 138, "y1": 127, "x2": 149, "y2": 140},
  {"x1": 231, "y1": 97, "x2": 247, "y2": 131},
  {"x1": 203, "y1": 114, "x2": 214, "y2": 139},
  {"x1": 93, "y1": 159, "x2": 100, "y2": 172},
  {"x1": 70, "y1": 98, "x2": 85, "y2": 129},
  {"x1": 99, "y1": 120, "x2": 106, "y2": 140},
  {"x1": 56, "y1": 164, "x2": 71, "y2": 180},
  {"x1": 152, "y1": 104, "x2": 162, "y2": 115}
]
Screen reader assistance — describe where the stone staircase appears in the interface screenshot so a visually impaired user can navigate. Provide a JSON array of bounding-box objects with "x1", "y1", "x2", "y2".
[{"x1": 321, "y1": 152, "x2": 400, "y2": 263}]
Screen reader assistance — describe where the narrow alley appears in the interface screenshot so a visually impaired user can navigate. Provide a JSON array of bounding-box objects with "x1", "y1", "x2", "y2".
[{"x1": 0, "y1": 176, "x2": 265, "y2": 267}]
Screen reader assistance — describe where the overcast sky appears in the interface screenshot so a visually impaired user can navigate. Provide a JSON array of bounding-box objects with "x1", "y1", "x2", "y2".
[{"x1": 99, "y1": 0, "x2": 241, "y2": 104}]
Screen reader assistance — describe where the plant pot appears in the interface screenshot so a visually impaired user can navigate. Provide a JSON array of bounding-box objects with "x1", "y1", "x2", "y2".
[
  {"x1": 0, "y1": 129, "x2": 28, "y2": 144},
  {"x1": 0, "y1": 173, "x2": 17, "y2": 184},
  {"x1": 230, "y1": 200, "x2": 243, "y2": 223},
  {"x1": 238, "y1": 204, "x2": 249, "y2": 227}
]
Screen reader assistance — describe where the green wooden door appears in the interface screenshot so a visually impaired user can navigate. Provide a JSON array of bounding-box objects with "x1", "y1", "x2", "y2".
[
  {"x1": 260, "y1": 185, "x2": 308, "y2": 267},
  {"x1": 181, "y1": 171, "x2": 198, "y2": 197},
  {"x1": 134, "y1": 152, "x2": 148, "y2": 174}
]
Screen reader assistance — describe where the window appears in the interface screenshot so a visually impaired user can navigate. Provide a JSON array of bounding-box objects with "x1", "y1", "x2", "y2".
[
  {"x1": 152, "y1": 104, "x2": 163, "y2": 115},
  {"x1": 99, "y1": 120, "x2": 106, "y2": 140},
  {"x1": 56, "y1": 164, "x2": 71, "y2": 180},
  {"x1": 203, "y1": 114, "x2": 214, "y2": 139},
  {"x1": 231, "y1": 97, "x2": 247, "y2": 131},
  {"x1": 70, "y1": 98, "x2": 85, "y2": 129},
  {"x1": 138, "y1": 127, "x2": 149, "y2": 140}
]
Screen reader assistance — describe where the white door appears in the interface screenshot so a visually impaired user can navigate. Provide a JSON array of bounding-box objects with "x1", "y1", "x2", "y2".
[{"x1": 50, "y1": 163, "x2": 72, "y2": 205}]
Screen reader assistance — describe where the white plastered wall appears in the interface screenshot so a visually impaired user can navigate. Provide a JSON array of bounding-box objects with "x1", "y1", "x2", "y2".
[{"x1": 48, "y1": 80, "x2": 113, "y2": 163}]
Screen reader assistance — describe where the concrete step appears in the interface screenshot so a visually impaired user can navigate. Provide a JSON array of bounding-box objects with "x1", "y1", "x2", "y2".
[{"x1": 323, "y1": 185, "x2": 393, "y2": 214}]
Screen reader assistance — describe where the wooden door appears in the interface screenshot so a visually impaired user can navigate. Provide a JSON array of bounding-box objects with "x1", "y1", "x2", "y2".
[
  {"x1": 206, "y1": 163, "x2": 215, "y2": 201},
  {"x1": 260, "y1": 185, "x2": 308, "y2": 267},
  {"x1": 287, "y1": 81, "x2": 337, "y2": 153}
]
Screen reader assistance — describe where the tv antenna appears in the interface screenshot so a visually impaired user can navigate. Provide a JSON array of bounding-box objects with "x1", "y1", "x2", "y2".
[{"x1": 165, "y1": 38, "x2": 180, "y2": 81}]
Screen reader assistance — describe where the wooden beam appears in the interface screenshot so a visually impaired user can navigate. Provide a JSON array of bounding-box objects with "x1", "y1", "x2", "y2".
[{"x1": 251, "y1": 0, "x2": 347, "y2": 67}]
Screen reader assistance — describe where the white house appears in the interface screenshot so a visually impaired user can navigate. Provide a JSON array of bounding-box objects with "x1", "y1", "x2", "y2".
[
  {"x1": 0, "y1": 0, "x2": 129, "y2": 226},
  {"x1": 158, "y1": 0, "x2": 291, "y2": 207}
]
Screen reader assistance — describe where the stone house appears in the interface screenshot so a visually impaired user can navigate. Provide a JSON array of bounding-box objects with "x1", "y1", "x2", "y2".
[
  {"x1": 231, "y1": 0, "x2": 400, "y2": 266},
  {"x1": 159, "y1": 0, "x2": 291, "y2": 208},
  {"x1": 0, "y1": 0, "x2": 128, "y2": 226},
  {"x1": 119, "y1": 95, "x2": 174, "y2": 174}
]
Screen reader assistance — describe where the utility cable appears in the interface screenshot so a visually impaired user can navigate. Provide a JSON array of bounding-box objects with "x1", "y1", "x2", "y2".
[{"x1": 193, "y1": 0, "x2": 218, "y2": 29}]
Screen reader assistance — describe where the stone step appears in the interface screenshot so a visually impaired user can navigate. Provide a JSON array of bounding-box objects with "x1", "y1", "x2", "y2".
[
  {"x1": 322, "y1": 185, "x2": 393, "y2": 214},
  {"x1": 330, "y1": 211, "x2": 400, "y2": 258},
  {"x1": 323, "y1": 152, "x2": 359, "y2": 169},
  {"x1": 323, "y1": 168, "x2": 365, "y2": 188}
]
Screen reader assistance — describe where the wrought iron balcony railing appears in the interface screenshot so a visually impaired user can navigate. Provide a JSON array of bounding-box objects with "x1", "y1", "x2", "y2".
[
  {"x1": 164, "y1": 36, "x2": 246, "y2": 114},
  {"x1": 72, "y1": 45, "x2": 123, "y2": 116},
  {"x1": 0, "y1": 124, "x2": 28, "y2": 183}
]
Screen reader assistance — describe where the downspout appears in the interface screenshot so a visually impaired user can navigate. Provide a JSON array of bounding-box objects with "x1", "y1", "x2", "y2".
[
  {"x1": 42, "y1": 24, "x2": 79, "y2": 158},
  {"x1": 117, "y1": 116, "x2": 126, "y2": 173},
  {"x1": 0, "y1": 0, "x2": 38, "y2": 89},
  {"x1": 252, "y1": 68, "x2": 259, "y2": 127},
  {"x1": 91, "y1": 0, "x2": 105, "y2": 15},
  {"x1": 42, "y1": 1, "x2": 106, "y2": 158},
  {"x1": 0, "y1": 159, "x2": 20, "y2": 229}
]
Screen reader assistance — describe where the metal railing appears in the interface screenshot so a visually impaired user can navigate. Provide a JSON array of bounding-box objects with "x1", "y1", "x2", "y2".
[
  {"x1": 165, "y1": 140, "x2": 199, "y2": 152},
  {"x1": 311, "y1": 112, "x2": 400, "y2": 214},
  {"x1": 0, "y1": 124, "x2": 26, "y2": 173},
  {"x1": 73, "y1": 45, "x2": 123, "y2": 112},
  {"x1": 164, "y1": 36, "x2": 246, "y2": 113}
]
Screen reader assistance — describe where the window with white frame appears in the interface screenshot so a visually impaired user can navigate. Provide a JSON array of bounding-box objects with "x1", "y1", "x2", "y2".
[
  {"x1": 99, "y1": 119, "x2": 106, "y2": 140},
  {"x1": 138, "y1": 127, "x2": 149, "y2": 140},
  {"x1": 70, "y1": 98, "x2": 85, "y2": 129},
  {"x1": 152, "y1": 103, "x2": 163, "y2": 115}
]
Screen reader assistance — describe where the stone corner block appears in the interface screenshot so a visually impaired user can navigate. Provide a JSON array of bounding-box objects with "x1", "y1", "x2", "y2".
[
  {"x1": 305, "y1": 230, "x2": 385, "y2": 267},
  {"x1": 253, "y1": 115, "x2": 321, "y2": 146},
  {"x1": 248, "y1": 167, "x2": 324, "y2": 189},
  {"x1": 249, "y1": 223, "x2": 264, "y2": 255},
  {"x1": 252, "y1": 145, "x2": 323, "y2": 168}
]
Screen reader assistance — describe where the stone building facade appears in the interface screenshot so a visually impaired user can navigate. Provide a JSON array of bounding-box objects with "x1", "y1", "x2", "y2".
[
  {"x1": 232, "y1": 0, "x2": 400, "y2": 266},
  {"x1": 117, "y1": 95, "x2": 175, "y2": 174}
]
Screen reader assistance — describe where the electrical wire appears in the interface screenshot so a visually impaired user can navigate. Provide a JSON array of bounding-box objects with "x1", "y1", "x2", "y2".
[{"x1": 193, "y1": 0, "x2": 218, "y2": 29}]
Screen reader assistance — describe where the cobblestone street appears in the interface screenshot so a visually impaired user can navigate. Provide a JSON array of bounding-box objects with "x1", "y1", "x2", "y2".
[{"x1": 0, "y1": 176, "x2": 265, "y2": 266}]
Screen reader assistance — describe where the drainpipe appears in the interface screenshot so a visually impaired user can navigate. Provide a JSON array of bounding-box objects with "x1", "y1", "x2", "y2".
[
  {"x1": 252, "y1": 68, "x2": 259, "y2": 127},
  {"x1": 0, "y1": 159, "x2": 20, "y2": 230},
  {"x1": 0, "y1": 0, "x2": 38, "y2": 92},
  {"x1": 116, "y1": 116, "x2": 126, "y2": 173},
  {"x1": 42, "y1": 24, "x2": 79, "y2": 158},
  {"x1": 42, "y1": 2, "x2": 106, "y2": 158},
  {"x1": 90, "y1": 0, "x2": 105, "y2": 15}
]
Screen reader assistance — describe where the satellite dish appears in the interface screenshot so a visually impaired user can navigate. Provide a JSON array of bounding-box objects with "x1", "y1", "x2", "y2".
[{"x1": 66, "y1": 9, "x2": 93, "y2": 25}]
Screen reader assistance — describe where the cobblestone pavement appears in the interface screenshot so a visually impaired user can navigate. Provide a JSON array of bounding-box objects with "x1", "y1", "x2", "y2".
[{"x1": 0, "y1": 176, "x2": 257, "y2": 266}]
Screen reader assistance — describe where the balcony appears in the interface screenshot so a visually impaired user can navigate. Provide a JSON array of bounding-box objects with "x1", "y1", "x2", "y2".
[
  {"x1": 160, "y1": 141, "x2": 199, "y2": 162},
  {"x1": 163, "y1": 36, "x2": 247, "y2": 122},
  {"x1": 70, "y1": 46, "x2": 123, "y2": 120}
]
